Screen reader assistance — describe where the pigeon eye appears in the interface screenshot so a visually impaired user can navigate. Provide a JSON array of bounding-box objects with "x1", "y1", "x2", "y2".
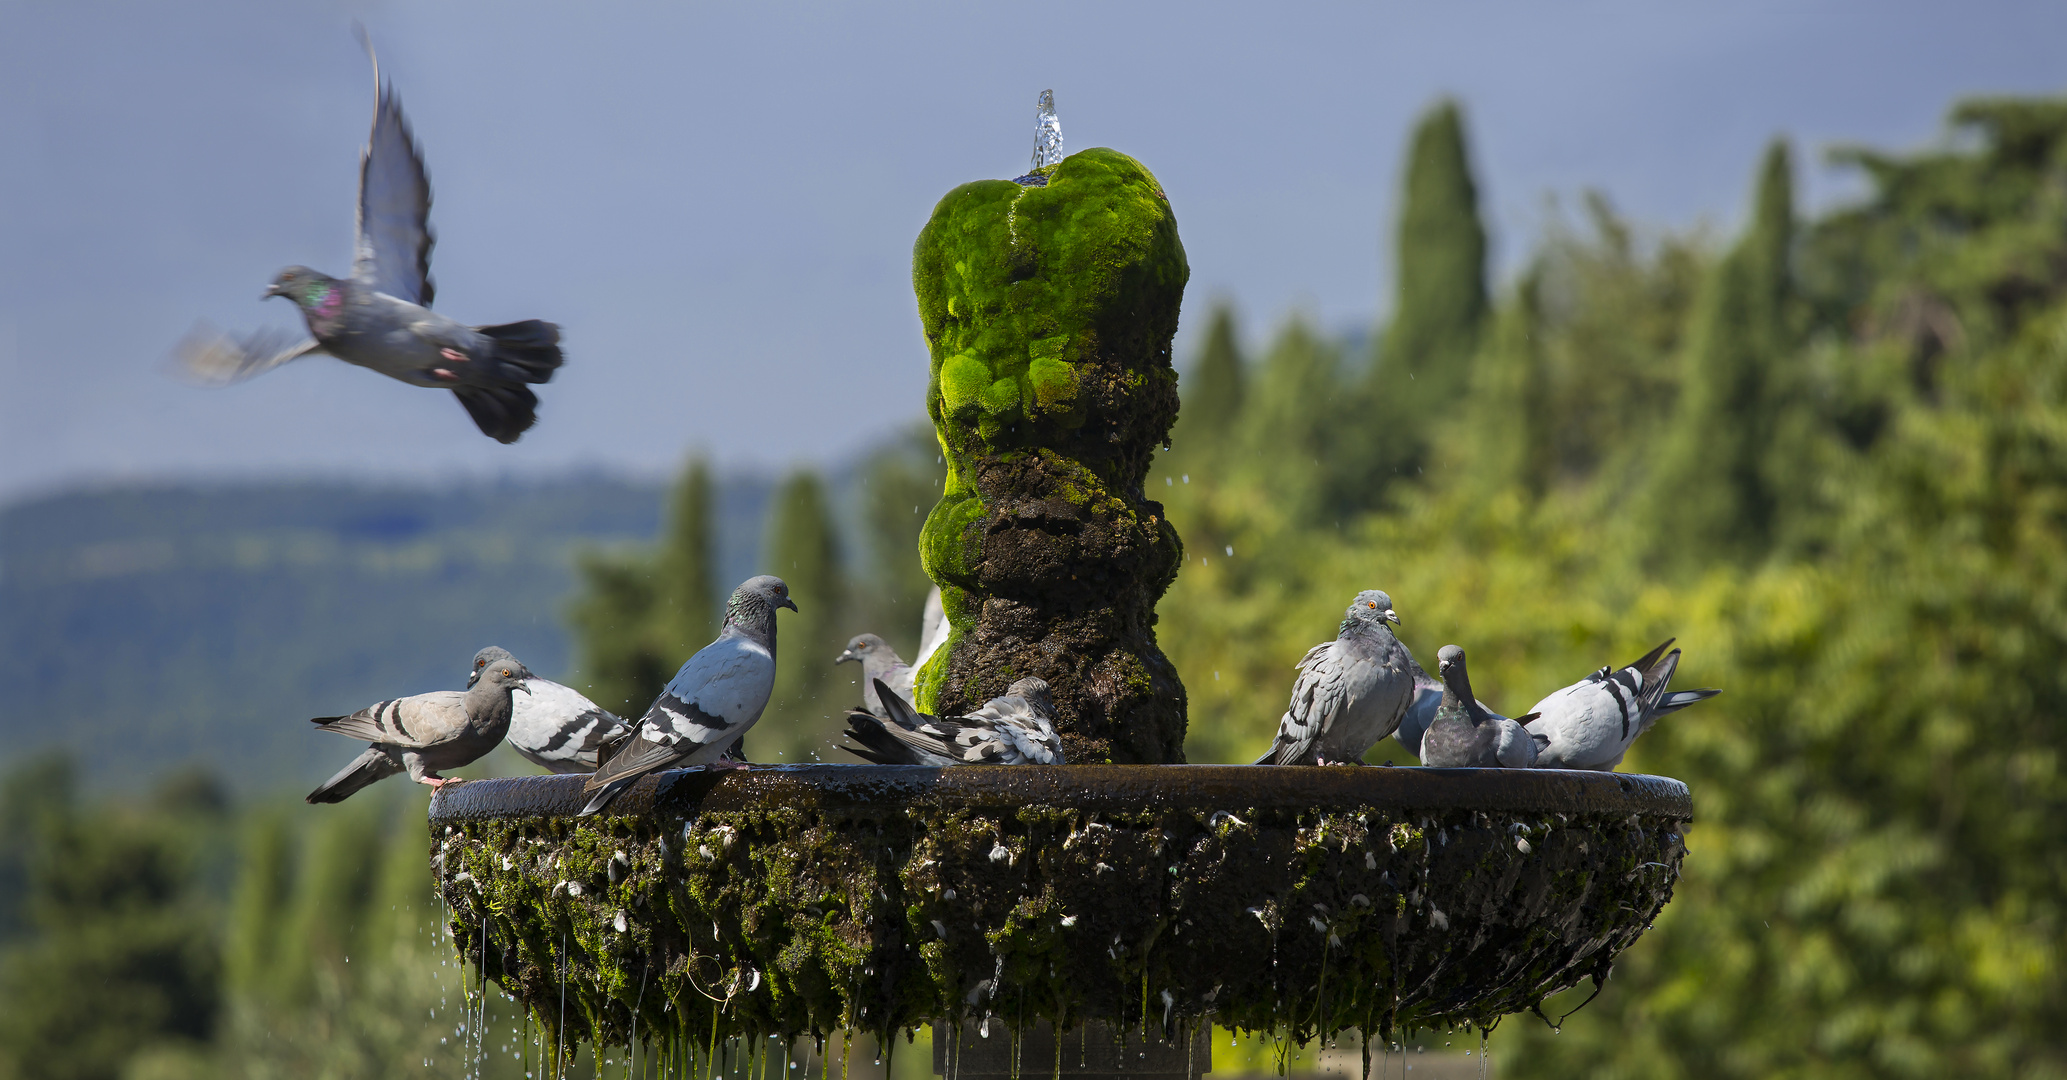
[{"x1": 501, "y1": 668, "x2": 513, "y2": 677}]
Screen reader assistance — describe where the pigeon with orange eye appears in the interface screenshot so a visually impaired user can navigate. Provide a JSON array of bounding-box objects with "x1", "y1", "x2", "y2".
[{"x1": 306, "y1": 656, "x2": 534, "y2": 803}]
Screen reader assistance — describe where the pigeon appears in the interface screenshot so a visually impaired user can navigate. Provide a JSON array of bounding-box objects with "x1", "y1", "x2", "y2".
[
  {"x1": 579, "y1": 576, "x2": 797, "y2": 815},
  {"x1": 1391, "y1": 672, "x2": 1446, "y2": 761},
  {"x1": 469, "y1": 646, "x2": 631, "y2": 774},
  {"x1": 306, "y1": 656, "x2": 533, "y2": 803},
  {"x1": 835, "y1": 634, "x2": 914, "y2": 719},
  {"x1": 1253, "y1": 590, "x2": 1423, "y2": 766},
  {"x1": 1525, "y1": 639, "x2": 1721, "y2": 771},
  {"x1": 1418, "y1": 645, "x2": 1544, "y2": 768},
  {"x1": 178, "y1": 37, "x2": 564, "y2": 443},
  {"x1": 840, "y1": 677, "x2": 1064, "y2": 766},
  {"x1": 913, "y1": 585, "x2": 950, "y2": 671}
]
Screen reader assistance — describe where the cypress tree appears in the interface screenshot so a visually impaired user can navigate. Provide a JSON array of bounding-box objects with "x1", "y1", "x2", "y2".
[
  {"x1": 567, "y1": 550, "x2": 669, "y2": 719},
  {"x1": 655, "y1": 456, "x2": 718, "y2": 653},
  {"x1": 1645, "y1": 140, "x2": 1797, "y2": 565},
  {"x1": 759, "y1": 470, "x2": 847, "y2": 762},
  {"x1": 279, "y1": 804, "x2": 383, "y2": 1001},
  {"x1": 1365, "y1": 99, "x2": 1490, "y2": 497},
  {"x1": 1459, "y1": 267, "x2": 1552, "y2": 499},
  {"x1": 224, "y1": 812, "x2": 297, "y2": 998},
  {"x1": 1172, "y1": 303, "x2": 1246, "y2": 464},
  {"x1": 1236, "y1": 318, "x2": 1346, "y2": 527}
]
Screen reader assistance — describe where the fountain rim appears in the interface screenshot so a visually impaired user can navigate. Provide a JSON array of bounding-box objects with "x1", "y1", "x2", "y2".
[{"x1": 428, "y1": 763, "x2": 1691, "y2": 824}]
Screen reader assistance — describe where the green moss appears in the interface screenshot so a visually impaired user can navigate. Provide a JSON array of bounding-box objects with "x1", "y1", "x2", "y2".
[
  {"x1": 911, "y1": 148, "x2": 1190, "y2": 760},
  {"x1": 438, "y1": 800, "x2": 1688, "y2": 1058}
]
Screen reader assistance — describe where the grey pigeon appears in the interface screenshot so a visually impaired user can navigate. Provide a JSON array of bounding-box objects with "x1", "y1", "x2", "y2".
[
  {"x1": 835, "y1": 633, "x2": 914, "y2": 719},
  {"x1": 306, "y1": 656, "x2": 533, "y2": 803},
  {"x1": 1254, "y1": 590, "x2": 1423, "y2": 766},
  {"x1": 579, "y1": 576, "x2": 796, "y2": 815},
  {"x1": 1418, "y1": 645, "x2": 1543, "y2": 768},
  {"x1": 1391, "y1": 672, "x2": 1446, "y2": 761},
  {"x1": 1525, "y1": 639, "x2": 1720, "y2": 771},
  {"x1": 470, "y1": 646, "x2": 631, "y2": 774},
  {"x1": 841, "y1": 677, "x2": 1065, "y2": 766},
  {"x1": 913, "y1": 585, "x2": 950, "y2": 671},
  {"x1": 1395, "y1": 672, "x2": 1518, "y2": 761},
  {"x1": 178, "y1": 39, "x2": 563, "y2": 443}
]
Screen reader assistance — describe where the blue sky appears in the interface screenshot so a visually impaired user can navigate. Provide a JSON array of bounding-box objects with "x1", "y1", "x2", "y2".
[{"x1": 3, "y1": 1, "x2": 2062, "y2": 501}]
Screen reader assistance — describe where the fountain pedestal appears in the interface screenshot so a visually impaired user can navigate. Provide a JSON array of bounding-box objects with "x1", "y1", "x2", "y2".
[{"x1": 430, "y1": 766, "x2": 1689, "y2": 1059}]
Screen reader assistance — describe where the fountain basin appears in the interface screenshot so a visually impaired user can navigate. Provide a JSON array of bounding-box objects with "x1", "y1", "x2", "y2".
[{"x1": 429, "y1": 765, "x2": 1689, "y2": 1052}]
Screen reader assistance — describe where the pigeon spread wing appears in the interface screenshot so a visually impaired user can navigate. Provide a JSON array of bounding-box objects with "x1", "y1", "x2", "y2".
[
  {"x1": 176, "y1": 324, "x2": 325, "y2": 385},
  {"x1": 312, "y1": 691, "x2": 468, "y2": 748},
  {"x1": 352, "y1": 80, "x2": 435, "y2": 307}
]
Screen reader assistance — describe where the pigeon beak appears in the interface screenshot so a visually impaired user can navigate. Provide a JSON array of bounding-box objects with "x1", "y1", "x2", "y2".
[
  {"x1": 466, "y1": 672, "x2": 480, "y2": 688},
  {"x1": 515, "y1": 682, "x2": 533, "y2": 695},
  {"x1": 780, "y1": 597, "x2": 799, "y2": 612},
  {"x1": 1383, "y1": 609, "x2": 1401, "y2": 627},
  {"x1": 835, "y1": 649, "x2": 856, "y2": 665},
  {"x1": 263, "y1": 284, "x2": 286, "y2": 299}
]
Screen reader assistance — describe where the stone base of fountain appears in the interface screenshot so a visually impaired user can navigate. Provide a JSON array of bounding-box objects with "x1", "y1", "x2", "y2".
[{"x1": 428, "y1": 764, "x2": 1689, "y2": 1058}]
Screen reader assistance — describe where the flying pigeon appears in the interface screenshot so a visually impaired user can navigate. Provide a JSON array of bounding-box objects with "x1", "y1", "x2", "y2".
[
  {"x1": 913, "y1": 585, "x2": 950, "y2": 671},
  {"x1": 834, "y1": 633, "x2": 914, "y2": 719},
  {"x1": 579, "y1": 576, "x2": 796, "y2": 815},
  {"x1": 1525, "y1": 639, "x2": 1720, "y2": 771},
  {"x1": 840, "y1": 677, "x2": 1064, "y2": 766},
  {"x1": 1418, "y1": 645, "x2": 1544, "y2": 768},
  {"x1": 1253, "y1": 590, "x2": 1423, "y2": 766},
  {"x1": 305, "y1": 655, "x2": 533, "y2": 803},
  {"x1": 469, "y1": 646, "x2": 631, "y2": 774},
  {"x1": 178, "y1": 38, "x2": 563, "y2": 443}
]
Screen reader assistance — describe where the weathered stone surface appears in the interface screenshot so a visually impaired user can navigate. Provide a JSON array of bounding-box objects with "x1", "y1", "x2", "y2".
[{"x1": 430, "y1": 766, "x2": 1690, "y2": 1052}]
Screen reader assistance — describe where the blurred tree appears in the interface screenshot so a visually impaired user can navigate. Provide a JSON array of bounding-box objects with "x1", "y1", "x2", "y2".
[
  {"x1": 1456, "y1": 266, "x2": 1552, "y2": 500},
  {"x1": 1170, "y1": 303, "x2": 1247, "y2": 471},
  {"x1": 0, "y1": 763, "x2": 222, "y2": 1080},
  {"x1": 1642, "y1": 141, "x2": 1802, "y2": 567},
  {"x1": 655, "y1": 457, "x2": 719, "y2": 655},
  {"x1": 1234, "y1": 318, "x2": 1349, "y2": 530},
  {"x1": 567, "y1": 550, "x2": 669, "y2": 719},
  {"x1": 223, "y1": 811, "x2": 295, "y2": 1000},
  {"x1": 758, "y1": 469, "x2": 848, "y2": 761},
  {"x1": 1362, "y1": 98, "x2": 1490, "y2": 503},
  {"x1": 567, "y1": 455, "x2": 721, "y2": 721},
  {"x1": 854, "y1": 425, "x2": 946, "y2": 658}
]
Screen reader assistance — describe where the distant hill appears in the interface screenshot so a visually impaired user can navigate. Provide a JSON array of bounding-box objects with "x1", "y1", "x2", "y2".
[{"x1": 0, "y1": 476, "x2": 773, "y2": 795}]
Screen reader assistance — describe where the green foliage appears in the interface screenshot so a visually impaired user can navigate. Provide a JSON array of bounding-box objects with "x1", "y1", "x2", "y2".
[
  {"x1": 759, "y1": 469, "x2": 849, "y2": 762},
  {"x1": 1362, "y1": 98, "x2": 1491, "y2": 502},
  {"x1": 1171, "y1": 303, "x2": 1246, "y2": 467},
  {"x1": 567, "y1": 456, "x2": 722, "y2": 718},
  {"x1": 1156, "y1": 97, "x2": 2067, "y2": 1076},
  {"x1": 852, "y1": 425, "x2": 948, "y2": 660},
  {"x1": 1644, "y1": 141, "x2": 1806, "y2": 566},
  {"x1": 0, "y1": 765, "x2": 224, "y2": 1080},
  {"x1": 656, "y1": 459, "x2": 719, "y2": 654}
]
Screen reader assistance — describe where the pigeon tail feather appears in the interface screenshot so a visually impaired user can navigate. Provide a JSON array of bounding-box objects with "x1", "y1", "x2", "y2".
[
  {"x1": 307, "y1": 746, "x2": 400, "y2": 803},
  {"x1": 840, "y1": 709, "x2": 928, "y2": 766},
  {"x1": 474, "y1": 319, "x2": 564, "y2": 384},
  {"x1": 1656, "y1": 686, "x2": 1722, "y2": 715},
  {"x1": 453, "y1": 383, "x2": 540, "y2": 444}
]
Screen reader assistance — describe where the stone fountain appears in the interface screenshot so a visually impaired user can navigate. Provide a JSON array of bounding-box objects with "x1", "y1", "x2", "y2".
[{"x1": 427, "y1": 99, "x2": 1691, "y2": 1077}]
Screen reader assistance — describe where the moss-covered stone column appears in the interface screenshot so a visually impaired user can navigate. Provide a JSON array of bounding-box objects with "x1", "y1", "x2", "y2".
[{"x1": 911, "y1": 148, "x2": 1188, "y2": 763}]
